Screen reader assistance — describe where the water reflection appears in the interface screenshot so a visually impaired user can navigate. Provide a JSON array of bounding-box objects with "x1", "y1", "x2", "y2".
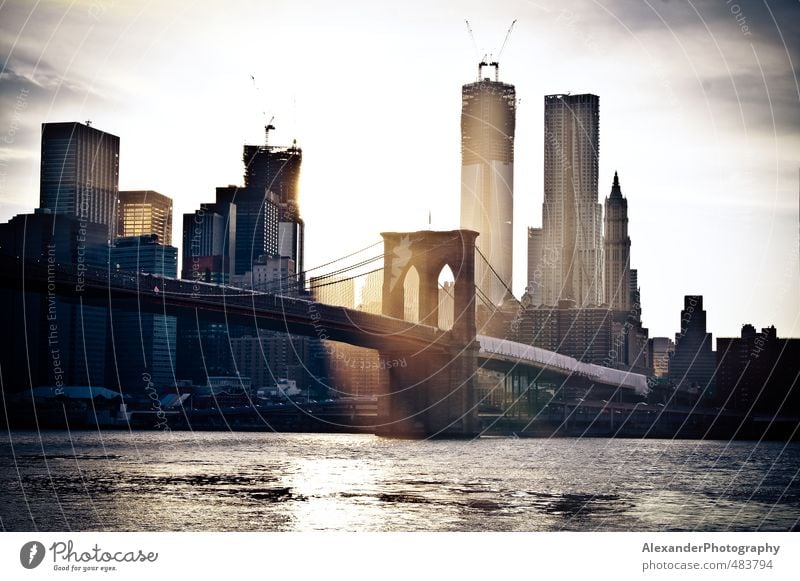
[{"x1": 0, "y1": 432, "x2": 798, "y2": 531}]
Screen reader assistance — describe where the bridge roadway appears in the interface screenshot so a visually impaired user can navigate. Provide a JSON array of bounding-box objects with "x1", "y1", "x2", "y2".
[
  {"x1": 476, "y1": 335, "x2": 649, "y2": 394},
  {"x1": 0, "y1": 255, "x2": 448, "y2": 353},
  {"x1": 0, "y1": 255, "x2": 649, "y2": 396}
]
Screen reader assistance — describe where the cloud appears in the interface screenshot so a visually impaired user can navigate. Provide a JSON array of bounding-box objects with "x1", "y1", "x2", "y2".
[{"x1": 698, "y1": 66, "x2": 800, "y2": 135}]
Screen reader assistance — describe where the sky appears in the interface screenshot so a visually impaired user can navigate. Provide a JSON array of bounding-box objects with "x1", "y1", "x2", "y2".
[{"x1": 0, "y1": 0, "x2": 798, "y2": 339}]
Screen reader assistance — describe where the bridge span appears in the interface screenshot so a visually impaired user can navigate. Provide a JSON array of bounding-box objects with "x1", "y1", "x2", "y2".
[{"x1": 0, "y1": 229, "x2": 651, "y2": 438}]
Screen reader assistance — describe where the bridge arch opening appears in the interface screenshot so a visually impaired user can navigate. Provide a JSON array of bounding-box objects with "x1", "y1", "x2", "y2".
[
  {"x1": 403, "y1": 266, "x2": 420, "y2": 323},
  {"x1": 437, "y1": 264, "x2": 455, "y2": 331}
]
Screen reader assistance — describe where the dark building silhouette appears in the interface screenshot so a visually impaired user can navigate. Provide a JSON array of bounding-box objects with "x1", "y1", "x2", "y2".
[
  {"x1": 716, "y1": 325, "x2": 800, "y2": 415},
  {"x1": 242, "y1": 143, "x2": 305, "y2": 279},
  {"x1": 40, "y1": 121, "x2": 119, "y2": 240},
  {"x1": 243, "y1": 143, "x2": 301, "y2": 207},
  {"x1": 181, "y1": 202, "x2": 236, "y2": 284},
  {"x1": 109, "y1": 235, "x2": 178, "y2": 393},
  {"x1": 526, "y1": 227, "x2": 543, "y2": 306},
  {"x1": 215, "y1": 185, "x2": 280, "y2": 276},
  {"x1": 669, "y1": 295, "x2": 717, "y2": 399},
  {"x1": 112, "y1": 234, "x2": 177, "y2": 277},
  {"x1": 117, "y1": 190, "x2": 173, "y2": 243},
  {"x1": 0, "y1": 211, "x2": 109, "y2": 391},
  {"x1": 629, "y1": 270, "x2": 639, "y2": 312},
  {"x1": 541, "y1": 94, "x2": 602, "y2": 307},
  {"x1": 460, "y1": 62, "x2": 516, "y2": 305}
]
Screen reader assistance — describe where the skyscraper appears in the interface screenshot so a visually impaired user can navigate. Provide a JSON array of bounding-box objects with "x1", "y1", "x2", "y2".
[
  {"x1": 603, "y1": 172, "x2": 630, "y2": 311},
  {"x1": 243, "y1": 142, "x2": 302, "y2": 209},
  {"x1": 215, "y1": 185, "x2": 280, "y2": 276},
  {"x1": 460, "y1": 63, "x2": 516, "y2": 305},
  {"x1": 0, "y1": 211, "x2": 109, "y2": 390},
  {"x1": 181, "y1": 201, "x2": 236, "y2": 284},
  {"x1": 110, "y1": 235, "x2": 178, "y2": 393},
  {"x1": 39, "y1": 121, "x2": 119, "y2": 239},
  {"x1": 669, "y1": 295, "x2": 716, "y2": 397},
  {"x1": 243, "y1": 142, "x2": 305, "y2": 278},
  {"x1": 526, "y1": 227, "x2": 543, "y2": 305},
  {"x1": 540, "y1": 94, "x2": 602, "y2": 307},
  {"x1": 117, "y1": 190, "x2": 173, "y2": 243}
]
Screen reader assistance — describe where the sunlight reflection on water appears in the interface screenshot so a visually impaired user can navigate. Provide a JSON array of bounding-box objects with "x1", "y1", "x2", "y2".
[{"x1": 1, "y1": 431, "x2": 797, "y2": 531}]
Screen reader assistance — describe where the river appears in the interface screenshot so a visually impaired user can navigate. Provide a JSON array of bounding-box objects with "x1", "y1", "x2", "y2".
[{"x1": 1, "y1": 431, "x2": 797, "y2": 531}]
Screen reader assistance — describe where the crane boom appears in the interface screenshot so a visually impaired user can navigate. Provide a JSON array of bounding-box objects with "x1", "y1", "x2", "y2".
[
  {"x1": 496, "y1": 19, "x2": 517, "y2": 61},
  {"x1": 465, "y1": 19, "x2": 480, "y2": 61}
]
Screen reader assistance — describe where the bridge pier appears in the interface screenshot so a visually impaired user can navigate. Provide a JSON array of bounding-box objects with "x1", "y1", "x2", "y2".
[
  {"x1": 376, "y1": 229, "x2": 480, "y2": 438},
  {"x1": 376, "y1": 344, "x2": 479, "y2": 438}
]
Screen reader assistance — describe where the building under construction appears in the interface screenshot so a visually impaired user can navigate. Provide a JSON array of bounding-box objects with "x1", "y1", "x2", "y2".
[
  {"x1": 460, "y1": 62, "x2": 516, "y2": 306},
  {"x1": 242, "y1": 143, "x2": 305, "y2": 280}
]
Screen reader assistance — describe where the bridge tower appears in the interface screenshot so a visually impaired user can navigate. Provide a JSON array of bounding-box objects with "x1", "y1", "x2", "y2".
[{"x1": 378, "y1": 229, "x2": 480, "y2": 437}]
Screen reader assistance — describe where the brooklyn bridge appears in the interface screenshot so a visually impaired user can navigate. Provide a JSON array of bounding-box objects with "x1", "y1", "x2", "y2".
[{"x1": 0, "y1": 229, "x2": 655, "y2": 437}]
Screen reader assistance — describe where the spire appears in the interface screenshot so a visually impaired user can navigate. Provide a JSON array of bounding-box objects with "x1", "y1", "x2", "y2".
[{"x1": 610, "y1": 171, "x2": 623, "y2": 199}]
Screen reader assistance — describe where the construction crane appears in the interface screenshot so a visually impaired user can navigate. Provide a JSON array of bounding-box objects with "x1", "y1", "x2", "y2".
[
  {"x1": 495, "y1": 19, "x2": 517, "y2": 63},
  {"x1": 465, "y1": 19, "x2": 488, "y2": 80},
  {"x1": 264, "y1": 116, "x2": 275, "y2": 147},
  {"x1": 464, "y1": 19, "x2": 483, "y2": 63},
  {"x1": 487, "y1": 20, "x2": 517, "y2": 82},
  {"x1": 250, "y1": 73, "x2": 275, "y2": 147},
  {"x1": 466, "y1": 19, "x2": 516, "y2": 82}
]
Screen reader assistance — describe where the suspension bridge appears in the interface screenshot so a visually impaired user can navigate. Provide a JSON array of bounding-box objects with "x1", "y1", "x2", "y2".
[{"x1": 0, "y1": 229, "x2": 650, "y2": 437}]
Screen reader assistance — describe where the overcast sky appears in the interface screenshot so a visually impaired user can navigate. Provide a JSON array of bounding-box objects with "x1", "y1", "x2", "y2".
[{"x1": 1, "y1": 0, "x2": 798, "y2": 339}]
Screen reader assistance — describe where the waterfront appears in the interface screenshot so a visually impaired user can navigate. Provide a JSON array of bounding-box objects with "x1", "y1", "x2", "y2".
[{"x1": 0, "y1": 431, "x2": 798, "y2": 532}]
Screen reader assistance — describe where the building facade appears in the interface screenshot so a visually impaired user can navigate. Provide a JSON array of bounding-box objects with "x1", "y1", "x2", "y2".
[
  {"x1": 231, "y1": 255, "x2": 296, "y2": 294},
  {"x1": 460, "y1": 64, "x2": 516, "y2": 306},
  {"x1": 181, "y1": 202, "x2": 236, "y2": 284},
  {"x1": 669, "y1": 295, "x2": 716, "y2": 398},
  {"x1": 112, "y1": 234, "x2": 178, "y2": 277},
  {"x1": 648, "y1": 337, "x2": 675, "y2": 378},
  {"x1": 526, "y1": 227, "x2": 544, "y2": 306},
  {"x1": 110, "y1": 235, "x2": 178, "y2": 393},
  {"x1": 716, "y1": 325, "x2": 800, "y2": 415},
  {"x1": 40, "y1": 121, "x2": 119, "y2": 240},
  {"x1": 215, "y1": 186, "x2": 280, "y2": 276},
  {"x1": 540, "y1": 94, "x2": 602, "y2": 307},
  {"x1": 242, "y1": 143, "x2": 305, "y2": 279},
  {"x1": 117, "y1": 190, "x2": 173, "y2": 243},
  {"x1": 0, "y1": 211, "x2": 109, "y2": 390},
  {"x1": 603, "y1": 172, "x2": 631, "y2": 311}
]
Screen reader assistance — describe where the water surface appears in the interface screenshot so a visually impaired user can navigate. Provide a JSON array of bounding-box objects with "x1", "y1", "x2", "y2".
[{"x1": 1, "y1": 431, "x2": 797, "y2": 531}]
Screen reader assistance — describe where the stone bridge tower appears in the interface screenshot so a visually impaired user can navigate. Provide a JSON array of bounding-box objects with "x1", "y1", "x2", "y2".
[{"x1": 378, "y1": 229, "x2": 479, "y2": 437}]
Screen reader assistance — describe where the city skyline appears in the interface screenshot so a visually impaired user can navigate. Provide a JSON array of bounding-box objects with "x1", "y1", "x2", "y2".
[{"x1": 0, "y1": 0, "x2": 798, "y2": 339}]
